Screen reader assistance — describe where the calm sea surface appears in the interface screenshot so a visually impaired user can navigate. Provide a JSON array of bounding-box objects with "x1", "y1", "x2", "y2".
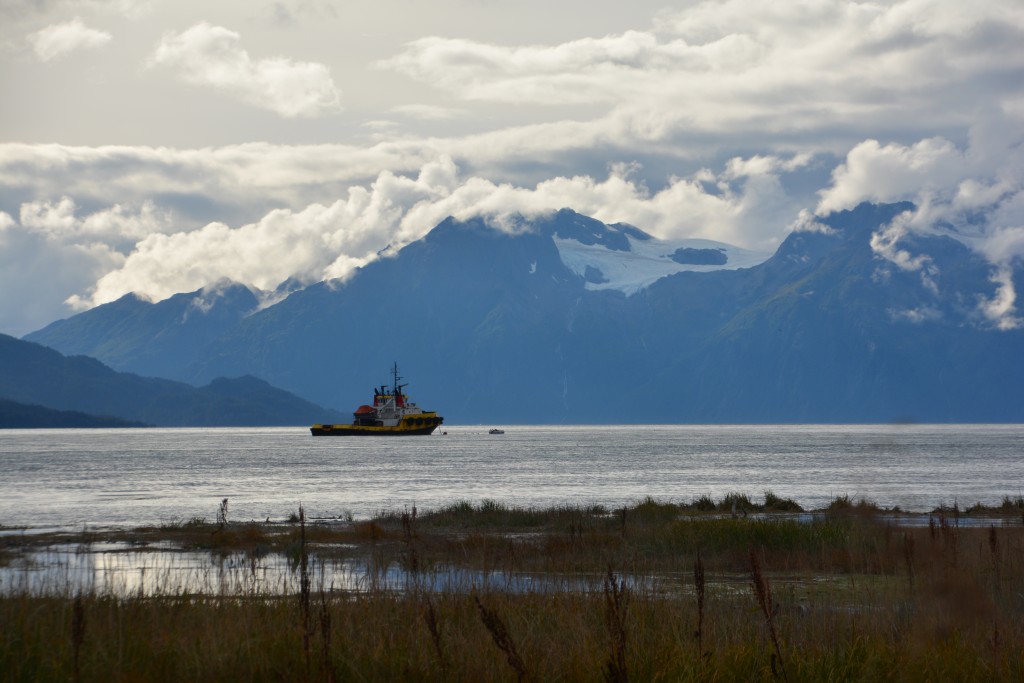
[{"x1": 1, "y1": 424, "x2": 1022, "y2": 531}]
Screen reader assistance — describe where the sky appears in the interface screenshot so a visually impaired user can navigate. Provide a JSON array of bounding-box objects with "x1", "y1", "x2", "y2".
[{"x1": 1, "y1": 0, "x2": 1023, "y2": 336}]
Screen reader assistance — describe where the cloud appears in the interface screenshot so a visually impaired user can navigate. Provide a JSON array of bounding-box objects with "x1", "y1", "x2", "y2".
[
  {"x1": 0, "y1": 125, "x2": 781, "y2": 229},
  {"x1": 150, "y1": 22, "x2": 341, "y2": 117},
  {"x1": 817, "y1": 107, "x2": 1024, "y2": 272},
  {"x1": 5, "y1": 1, "x2": 1024, "y2": 336},
  {"x1": 28, "y1": 17, "x2": 111, "y2": 61},
  {"x1": 382, "y1": 0, "x2": 1024, "y2": 145},
  {"x1": 66, "y1": 159, "x2": 466, "y2": 309},
  {"x1": 0, "y1": 205, "x2": 127, "y2": 337},
  {"x1": 0, "y1": 197, "x2": 183, "y2": 334},
  {"x1": 5, "y1": 1, "x2": 154, "y2": 25},
  {"x1": 381, "y1": 30, "x2": 677, "y2": 105},
  {"x1": 19, "y1": 196, "x2": 175, "y2": 252},
  {"x1": 45, "y1": 152, "x2": 802, "y2": 317},
  {"x1": 2, "y1": 134, "x2": 1017, "y2": 336},
  {"x1": 813, "y1": 108, "x2": 1024, "y2": 330},
  {"x1": 979, "y1": 266, "x2": 1022, "y2": 330},
  {"x1": 817, "y1": 112, "x2": 1024, "y2": 233},
  {"x1": 889, "y1": 306, "x2": 942, "y2": 324},
  {"x1": 868, "y1": 210, "x2": 941, "y2": 294},
  {"x1": 789, "y1": 209, "x2": 835, "y2": 235},
  {"x1": 0, "y1": 141, "x2": 442, "y2": 229},
  {"x1": 725, "y1": 154, "x2": 812, "y2": 180},
  {"x1": 390, "y1": 104, "x2": 464, "y2": 121},
  {"x1": 263, "y1": 0, "x2": 337, "y2": 26},
  {"x1": 816, "y1": 138, "x2": 968, "y2": 214}
]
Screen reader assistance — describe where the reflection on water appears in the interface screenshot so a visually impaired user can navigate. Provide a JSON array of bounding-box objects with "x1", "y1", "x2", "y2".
[
  {"x1": 6, "y1": 512, "x2": 1018, "y2": 597},
  {"x1": 0, "y1": 543, "x2": 606, "y2": 597}
]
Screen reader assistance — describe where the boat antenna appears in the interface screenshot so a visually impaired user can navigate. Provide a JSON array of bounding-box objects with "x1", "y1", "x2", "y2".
[{"x1": 391, "y1": 362, "x2": 402, "y2": 393}]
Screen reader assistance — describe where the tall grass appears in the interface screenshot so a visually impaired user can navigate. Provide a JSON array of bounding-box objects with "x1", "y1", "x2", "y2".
[
  {"x1": 3, "y1": 496, "x2": 1024, "y2": 681},
  {"x1": 750, "y1": 549, "x2": 786, "y2": 680}
]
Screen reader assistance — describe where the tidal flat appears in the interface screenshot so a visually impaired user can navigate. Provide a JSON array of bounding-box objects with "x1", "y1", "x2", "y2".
[{"x1": 3, "y1": 494, "x2": 1024, "y2": 681}]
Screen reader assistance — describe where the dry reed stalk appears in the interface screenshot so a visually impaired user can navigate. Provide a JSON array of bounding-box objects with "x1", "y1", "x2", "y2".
[
  {"x1": 603, "y1": 568, "x2": 629, "y2": 683},
  {"x1": 988, "y1": 525, "x2": 1001, "y2": 586},
  {"x1": 749, "y1": 549, "x2": 786, "y2": 681},
  {"x1": 71, "y1": 592, "x2": 86, "y2": 683},
  {"x1": 216, "y1": 498, "x2": 229, "y2": 528},
  {"x1": 903, "y1": 532, "x2": 915, "y2": 590},
  {"x1": 939, "y1": 513, "x2": 959, "y2": 569},
  {"x1": 423, "y1": 595, "x2": 446, "y2": 674},
  {"x1": 319, "y1": 591, "x2": 334, "y2": 683},
  {"x1": 401, "y1": 507, "x2": 420, "y2": 577},
  {"x1": 569, "y1": 519, "x2": 581, "y2": 550},
  {"x1": 694, "y1": 551, "x2": 706, "y2": 659},
  {"x1": 299, "y1": 505, "x2": 311, "y2": 667},
  {"x1": 474, "y1": 595, "x2": 531, "y2": 683}
]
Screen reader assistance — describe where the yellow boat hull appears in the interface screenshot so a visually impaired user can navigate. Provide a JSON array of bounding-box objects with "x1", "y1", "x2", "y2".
[
  {"x1": 311, "y1": 412, "x2": 443, "y2": 436},
  {"x1": 310, "y1": 423, "x2": 440, "y2": 436}
]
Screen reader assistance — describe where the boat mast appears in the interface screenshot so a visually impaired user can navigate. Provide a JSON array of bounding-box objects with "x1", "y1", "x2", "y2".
[
  {"x1": 391, "y1": 362, "x2": 408, "y2": 407},
  {"x1": 391, "y1": 362, "x2": 401, "y2": 395}
]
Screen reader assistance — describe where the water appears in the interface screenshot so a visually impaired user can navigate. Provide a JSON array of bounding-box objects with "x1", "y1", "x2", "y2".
[
  {"x1": 2, "y1": 424, "x2": 1022, "y2": 531},
  {"x1": 0, "y1": 542, "x2": 594, "y2": 596}
]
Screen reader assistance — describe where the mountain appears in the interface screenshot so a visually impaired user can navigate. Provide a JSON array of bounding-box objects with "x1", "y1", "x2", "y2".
[
  {"x1": 25, "y1": 280, "x2": 261, "y2": 380},
  {"x1": 0, "y1": 398, "x2": 147, "y2": 428},
  {"x1": 24, "y1": 204, "x2": 1024, "y2": 423},
  {"x1": 0, "y1": 334, "x2": 344, "y2": 427}
]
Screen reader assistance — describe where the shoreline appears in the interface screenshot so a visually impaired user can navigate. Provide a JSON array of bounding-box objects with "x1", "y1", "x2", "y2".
[
  {"x1": 4, "y1": 497, "x2": 1024, "y2": 680},
  {"x1": 4, "y1": 494, "x2": 1023, "y2": 595},
  {"x1": 3, "y1": 490, "x2": 1023, "y2": 537}
]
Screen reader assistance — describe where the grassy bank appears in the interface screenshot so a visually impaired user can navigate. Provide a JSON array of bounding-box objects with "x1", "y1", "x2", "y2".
[{"x1": 3, "y1": 494, "x2": 1024, "y2": 681}]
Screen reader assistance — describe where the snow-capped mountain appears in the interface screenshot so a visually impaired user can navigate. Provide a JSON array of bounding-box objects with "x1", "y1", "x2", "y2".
[
  {"x1": 539, "y1": 209, "x2": 770, "y2": 295},
  {"x1": 24, "y1": 205, "x2": 1024, "y2": 423},
  {"x1": 554, "y1": 233, "x2": 768, "y2": 294}
]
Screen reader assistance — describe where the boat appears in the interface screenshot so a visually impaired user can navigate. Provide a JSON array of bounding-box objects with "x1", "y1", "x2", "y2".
[
  {"x1": 310, "y1": 363, "x2": 444, "y2": 436},
  {"x1": 489, "y1": 428, "x2": 505, "y2": 434}
]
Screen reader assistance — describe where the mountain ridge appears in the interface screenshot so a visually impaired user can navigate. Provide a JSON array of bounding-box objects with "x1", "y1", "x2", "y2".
[
  {"x1": 0, "y1": 398, "x2": 148, "y2": 428},
  {"x1": 23, "y1": 204, "x2": 1024, "y2": 423},
  {"x1": 0, "y1": 334, "x2": 344, "y2": 427}
]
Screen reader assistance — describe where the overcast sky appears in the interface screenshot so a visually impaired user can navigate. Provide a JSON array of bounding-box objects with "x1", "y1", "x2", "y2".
[{"x1": 2, "y1": 0, "x2": 1023, "y2": 336}]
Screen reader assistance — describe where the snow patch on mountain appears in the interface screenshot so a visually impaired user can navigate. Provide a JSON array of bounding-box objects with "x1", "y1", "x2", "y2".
[{"x1": 552, "y1": 234, "x2": 770, "y2": 295}]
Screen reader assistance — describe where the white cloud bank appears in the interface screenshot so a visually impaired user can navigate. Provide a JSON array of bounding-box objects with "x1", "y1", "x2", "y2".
[
  {"x1": 816, "y1": 110, "x2": 1024, "y2": 329},
  {"x1": 150, "y1": 22, "x2": 341, "y2": 118},
  {"x1": 383, "y1": 0, "x2": 1024, "y2": 142},
  {"x1": 0, "y1": 204, "x2": 127, "y2": 337},
  {"x1": 818, "y1": 122, "x2": 1024, "y2": 261},
  {"x1": 28, "y1": 17, "x2": 111, "y2": 61},
  {"x1": 0, "y1": 153, "x2": 807, "y2": 330},
  {"x1": 2, "y1": 0, "x2": 1024, "y2": 335},
  {"x1": 4, "y1": 112, "x2": 1023, "y2": 335}
]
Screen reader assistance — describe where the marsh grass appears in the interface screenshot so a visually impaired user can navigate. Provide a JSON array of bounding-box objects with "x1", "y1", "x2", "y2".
[
  {"x1": 750, "y1": 549, "x2": 786, "y2": 680},
  {"x1": 602, "y1": 568, "x2": 629, "y2": 683},
  {"x1": 964, "y1": 495, "x2": 1024, "y2": 516},
  {"x1": 826, "y1": 494, "x2": 886, "y2": 513},
  {"x1": 4, "y1": 494, "x2": 1024, "y2": 681}
]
